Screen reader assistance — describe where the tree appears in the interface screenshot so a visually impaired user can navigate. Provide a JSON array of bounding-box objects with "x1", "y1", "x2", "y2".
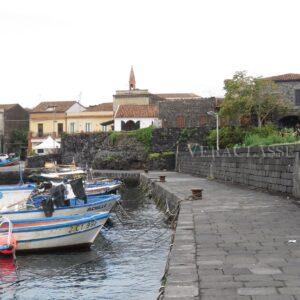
[
  {"x1": 220, "y1": 71, "x2": 292, "y2": 127},
  {"x1": 9, "y1": 129, "x2": 28, "y2": 154}
]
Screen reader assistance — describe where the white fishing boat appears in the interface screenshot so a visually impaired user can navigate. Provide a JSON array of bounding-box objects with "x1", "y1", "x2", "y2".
[
  {"x1": 85, "y1": 180, "x2": 122, "y2": 196},
  {"x1": 0, "y1": 193, "x2": 120, "y2": 221},
  {"x1": 0, "y1": 213, "x2": 109, "y2": 251},
  {"x1": 40, "y1": 169, "x2": 86, "y2": 179},
  {"x1": 0, "y1": 184, "x2": 36, "y2": 210}
]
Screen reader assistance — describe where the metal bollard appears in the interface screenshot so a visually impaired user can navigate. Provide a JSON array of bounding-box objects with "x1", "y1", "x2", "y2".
[
  {"x1": 191, "y1": 188, "x2": 203, "y2": 199},
  {"x1": 159, "y1": 175, "x2": 166, "y2": 182}
]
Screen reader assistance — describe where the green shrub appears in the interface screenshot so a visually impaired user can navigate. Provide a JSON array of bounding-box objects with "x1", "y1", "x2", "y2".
[
  {"x1": 207, "y1": 124, "x2": 299, "y2": 148},
  {"x1": 207, "y1": 126, "x2": 247, "y2": 149},
  {"x1": 162, "y1": 151, "x2": 174, "y2": 157},
  {"x1": 128, "y1": 126, "x2": 153, "y2": 149},
  {"x1": 108, "y1": 132, "x2": 122, "y2": 144},
  {"x1": 149, "y1": 152, "x2": 160, "y2": 159}
]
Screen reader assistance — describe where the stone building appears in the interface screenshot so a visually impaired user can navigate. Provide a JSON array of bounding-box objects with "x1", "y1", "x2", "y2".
[
  {"x1": 113, "y1": 67, "x2": 217, "y2": 130},
  {"x1": 264, "y1": 73, "x2": 300, "y2": 127},
  {"x1": 158, "y1": 98, "x2": 217, "y2": 128},
  {"x1": 0, "y1": 104, "x2": 29, "y2": 153}
]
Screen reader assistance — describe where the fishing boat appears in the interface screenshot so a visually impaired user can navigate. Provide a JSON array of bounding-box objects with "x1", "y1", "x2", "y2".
[
  {"x1": 0, "y1": 184, "x2": 36, "y2": 209},
  {"x1": 0, "y1": 193, "x2": 120, "y2": 221},
  {"x1": 0, "y1": 156, "x2": 19, "y2": 167},
  {"x1": 85, "y1": 179, "x2": 122, "y2": 196},
  {"x1": 0, "y1": 213, "x2": 109, "y2": 251},
  {"x1": 0, "y1": 217, "x2": 16, "y2": 255}
]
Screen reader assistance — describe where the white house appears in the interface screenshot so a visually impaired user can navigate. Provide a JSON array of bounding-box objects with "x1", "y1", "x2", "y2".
[{"x1": 114, "y1": 105, "x2": 161, "y2": 131}]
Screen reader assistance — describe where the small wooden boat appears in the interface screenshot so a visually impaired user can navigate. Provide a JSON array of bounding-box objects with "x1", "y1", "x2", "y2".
[
  {"x1": 1, "y1": 193, "x2": 120, "y2": 221},
  {"x1": 0, "y1": 218, "x2": 17, "y2": 255},
  {"x1": 1, "y1": 213, "x2": 109, "y2": 251},
  {"x1": 0, "y1": 184, "x2": 36, "y2": 210}
]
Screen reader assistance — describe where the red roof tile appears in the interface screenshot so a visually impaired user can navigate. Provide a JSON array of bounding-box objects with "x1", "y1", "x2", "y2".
[
  {"x1": 115, "y1": 105, "x2": 158, "y2": 118},
  {"x1": 85, "y1": 102, "x2": 113, "y2": 112},
  {"x1": 31, "y1": 101, "x2": 77, "y2": 113},
  {"x1": 264, "y1": 73, "x2": 300, "y2": 82}
]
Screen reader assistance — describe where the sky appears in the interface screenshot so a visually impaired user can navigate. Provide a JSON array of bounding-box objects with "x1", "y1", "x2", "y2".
[{"x1": 0, "y1": 0, "x2": 300, "y2": 108}]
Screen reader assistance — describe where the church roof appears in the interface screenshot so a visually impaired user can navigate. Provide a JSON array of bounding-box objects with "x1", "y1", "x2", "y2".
[{"x1": 115, "y1": 105, "x2": 158, "y2": 118}]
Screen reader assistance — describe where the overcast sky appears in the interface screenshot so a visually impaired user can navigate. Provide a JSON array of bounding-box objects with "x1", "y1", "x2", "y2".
[{"x1": 0, "y1": 0, "x2": 299, "y2": 108}]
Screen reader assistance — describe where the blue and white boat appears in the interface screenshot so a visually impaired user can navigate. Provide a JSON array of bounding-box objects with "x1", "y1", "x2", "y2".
[
  {"x1": 0, "y1": 184, "x2": 36, "y2": 210},
  {"x1": 0, "y1": 212, "x2": 109, "y2": 251},
  {"x1": 0, "y1": 193, "x2": 120, "y2": 221}
]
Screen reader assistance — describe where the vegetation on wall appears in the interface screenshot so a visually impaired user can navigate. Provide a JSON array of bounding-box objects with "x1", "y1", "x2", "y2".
[
  {"x1": 108, "y1": 126, "x2": 153, "y2": 149},
  {"x1": 207, "y1": 124, "x2": 299, "y2": 148},
  {"x1": 221, "y1": 71, "x2": 291, "y2": 127}
]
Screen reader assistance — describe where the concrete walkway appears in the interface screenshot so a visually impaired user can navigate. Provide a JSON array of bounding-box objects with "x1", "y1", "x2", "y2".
[{"x1": 142, "y1": 171, "x2": 300, "y2": 300}]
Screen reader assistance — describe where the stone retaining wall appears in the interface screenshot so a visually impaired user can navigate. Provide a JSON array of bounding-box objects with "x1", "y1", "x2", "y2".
[{"x1": 177, "y1": 144, "x2": 300, "y2": 197}]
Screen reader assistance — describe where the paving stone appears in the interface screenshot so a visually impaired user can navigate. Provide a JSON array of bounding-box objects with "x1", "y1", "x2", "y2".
[
  {"x1": 249, "y1": 266, "x2": 282, "y2": 275},
  {"x1": 201, "y1": 297, "x2": 251, "y2": 300},
  {"x1": 164, "y1": 284, "x2": 199, "y2": 298},
  {"x1": 252, "y1": 296, "x2": 295, "y2": 300},
  {"x1": 237, "y1": 287, "x2": 278, "y2": 296},
  {"x1": 278, "y1": 287, "x2": 300, "y2": 294}
]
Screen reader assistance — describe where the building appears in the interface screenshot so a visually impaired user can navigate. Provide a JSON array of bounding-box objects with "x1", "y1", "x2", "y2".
[
  {"x1": 113, "y1": 67, "x2": 217, "y2": 131},
  {"x1": 29, "y1": 101, "x2": 85, "y2": 150},
  {"x1": 158, "y1": 98, "x2": 217, "y2": 128},
  {"x1": 29, "y1": 100, "x2": 114, "y2": 152},
  {"x1": 67, "y1": 102, "x2": 114, "y2": 133},
  {"x1": 114, "y1": 105, "x2": 160, "y2": 131},
  {"x1": 264, "y1": 73, "x2": 300, "y2": 127},
  {"x1": 0, "y1": 104, "x2": 29, "y2": 153}
]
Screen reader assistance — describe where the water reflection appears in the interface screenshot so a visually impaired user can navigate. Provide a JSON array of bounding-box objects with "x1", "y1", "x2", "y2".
[{"x1": 0, "y1": 187, "x2": 171, "y2": 300}]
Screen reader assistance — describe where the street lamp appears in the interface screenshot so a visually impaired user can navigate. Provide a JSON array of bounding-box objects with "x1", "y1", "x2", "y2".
[{"x1": 207, "y1": 111, "x2": 219, "y2": 151}]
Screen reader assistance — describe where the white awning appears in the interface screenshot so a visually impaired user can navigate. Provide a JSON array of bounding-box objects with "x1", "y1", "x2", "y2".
[{"x1": 33, "y1": 136, "x2": 61, "y2": 150}]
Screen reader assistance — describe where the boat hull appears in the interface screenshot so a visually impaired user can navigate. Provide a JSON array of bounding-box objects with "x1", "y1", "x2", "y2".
[
  {"x1": 0, "y1": 185, "x2": 36, "y2": 210},
  {"x1": 11, "y1": 213, "x2": 108, "y2": 251},
  {"x1": 1, "y1": 194, "x2": 119, "y2": 221}
]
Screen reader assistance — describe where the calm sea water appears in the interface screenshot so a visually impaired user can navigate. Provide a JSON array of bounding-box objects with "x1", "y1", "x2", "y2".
[{"x1": 0, "y1": 187, "x2": 172, "y2": 300}]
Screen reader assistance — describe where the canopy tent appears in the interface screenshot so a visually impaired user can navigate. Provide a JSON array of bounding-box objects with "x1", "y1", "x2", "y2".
[{"x1": 33, "y1": 136, "x2": 60, "y2": 150}]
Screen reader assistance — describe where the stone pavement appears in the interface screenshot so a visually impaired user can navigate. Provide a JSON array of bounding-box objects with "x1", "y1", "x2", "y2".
[{"x1": 142, "y1": 171, "x2": 300, "y2": 300}]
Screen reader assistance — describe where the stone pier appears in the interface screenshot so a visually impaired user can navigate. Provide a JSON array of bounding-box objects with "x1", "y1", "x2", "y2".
[{"x1": 141, "y1": 171, "x2": 300, "y2": 300}]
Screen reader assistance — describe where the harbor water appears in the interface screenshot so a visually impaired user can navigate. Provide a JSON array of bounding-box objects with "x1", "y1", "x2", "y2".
[{"x1": 0, "y1": 186, "x2": 172, "y2": 300}]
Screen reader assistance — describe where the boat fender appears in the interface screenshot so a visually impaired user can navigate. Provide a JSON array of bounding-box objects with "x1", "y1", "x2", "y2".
[{"x1": 0, "y1": 192, "x2": 2, "y2": 200}]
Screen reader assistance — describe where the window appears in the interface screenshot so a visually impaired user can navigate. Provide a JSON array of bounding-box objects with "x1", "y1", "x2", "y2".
[
  {"x1": 102, "y1": 125, "x2": 107, "y2": 132},
  {"x1": 199, "y1": 115, "x2": 207, "y2": 126},
  {"x1": 37, "y1": 149, "x2": 44, "y2": 154},
  {"x1": 57, "y1": 123, "x2": 64, "y2": 136},
  {"x1": 38, "y1": 123, "x2": 43, "y2": 137},
  {"x1": 70, "y1": 122, "x2": 75, "y2": 133},
  {"x1": 295, "y1": 90, "x2": 300, "y2": 106},
  {"x1": 85, "y1": 123, "x2": 92, "y2": 132},
  {"x1": 176, "y1": 115, "x2": 185, "y2": 128}
]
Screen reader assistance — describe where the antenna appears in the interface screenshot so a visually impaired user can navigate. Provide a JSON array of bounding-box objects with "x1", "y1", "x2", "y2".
[{"x1": 78, "y1": 91, "x2": 82, "y2": 104}]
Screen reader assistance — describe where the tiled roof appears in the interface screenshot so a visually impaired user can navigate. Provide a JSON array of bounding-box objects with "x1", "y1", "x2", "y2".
[
  {"x1": 115, "y1": 105, "x2": 158, "y2": 118},
  {"x1": 155, "y1": 93, "x2": 200, "y2": 100},
  {"x1": 85, "y1": 102, "x2": 113, "y2": 112},
  {"x1": 31, "y1": 101, "x2": 77, "y2": 113},
  {"x1": 0, "y1": 104, "x2": 18, "y2": 110},
  {"x1": 264, "y1": 73, "x2": 300, "y2": 82}
]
